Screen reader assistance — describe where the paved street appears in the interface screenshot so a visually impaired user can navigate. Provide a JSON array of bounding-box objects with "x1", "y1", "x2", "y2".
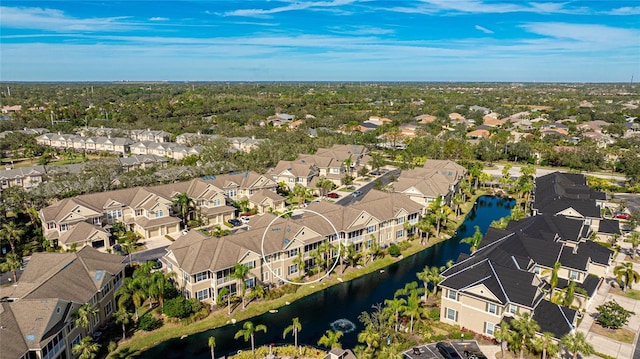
[{"x1": 483, "y1": 164, "x2": 627, "y2": 183}]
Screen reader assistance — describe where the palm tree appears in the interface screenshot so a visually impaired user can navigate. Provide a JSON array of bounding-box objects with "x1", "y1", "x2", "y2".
[
  {"x1": 541, "y1": 262, "x2": 561, "y2": 300},
  {"x1": 318, "y1": 329, "x2": 343, "y2": 349},
  {"x1": 533, "y1": 332, "x2": 558, "y2": 359},
  {"x1": 624, "y1": 232, "x2": 640, "y2": 259},
  {"x1": 114, "y1": 308, "x2": 131, "y2": 341},
  {"x1": 0, "y1": 252, "x2": 22, "y2": 283},
  {"x1": 561, "y1": 331, "x2": 595, "y2": 359},
  {"x1": 452, "y1": 193, "x2": 464, "y2": 217},
  {"x1": 148, "y1": 271, "x2": 174, "y2": 308},
  {"x1": 493, "y1": 322, "x2": 512, "y2": 359},
  {"x1": 357, "y1": 325, "x2": 380, "y2": 352},
  {"x1": 403, "y1": 288, "x2": 421, "y2": 333},
  {"x1": 316, "y1": 177, "x2": 335, "y2": 198},
  {"x1": 234, "y1": 321, "x2": 267, "y2": 359},
  {"x1": 510, "y1": 312, "x2": 540, "y2": 359},
  {"x1": 384, "y1": 297, "x2": 406, "y2": 332},
  {"x1": 416, "y1": 216, "x2": 434, "y2": 244},
  {"x1": 416, "y1": 265, "x2": 440, "y2": 302},
  {"x1": 614, "y1": 262, "x2": 640, "y2": 291},
  {"x1": 231, "y1": 263, "x2": 250, "y2": 309},
  {"x1": 460, "y1": 225, "x2": 483, "y2": 252},
  {"x1": 208, "y1": 336, "x2": 216, "y2": 359},
  {"x1": 73, "y1": 303, "x2": 100, "y2": 330},
  {"x1": 115, "y1": 277, "x2": 146, "y2": 320},
  {"x1": 72, "y1": 336, "x2": 101, "y2": 359},
  {"x1": 120, "y1": 239, "x2": 136, "y2": 267},
  {"x1": 172, "y1": 192, "x2": 193, "y2": 227},
  {"x1": 0, "y1": 221, "x2": 25, "y2": 254},
  {"x1": 283, "y1": 317, "x2": 302, "y2": 351}
]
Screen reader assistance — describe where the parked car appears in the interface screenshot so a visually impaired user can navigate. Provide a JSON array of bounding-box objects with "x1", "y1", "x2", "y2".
[
  {"x1": 327, "y1": 192, "x2": 340, "y2": 199},
  {"x1": 370, "y1": 170, "x2": 381, "y2": 176},
  {"x1": 615, "y1": 212, "x2": 631, "y2": 219},
  {"x1": 239, "y1": 216, "x2": 251, "y2": 224},
  {"x1": 228, "y1": 218, "x2": 242, "y2": 227},
  {"x1": 352, "y1": 190, "x2": 363, "y2": 198},
  {"x1": 436, "y1": 342, "x2": 461, "y2": 359}
]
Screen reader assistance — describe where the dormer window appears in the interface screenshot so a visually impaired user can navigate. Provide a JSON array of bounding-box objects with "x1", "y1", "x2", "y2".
[{"x1": 60, "y1": 224, "x2": 68, "y2": 232}]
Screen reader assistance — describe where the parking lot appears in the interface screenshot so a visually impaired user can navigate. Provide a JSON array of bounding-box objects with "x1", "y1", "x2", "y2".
[{"x1": 403, "y1": 341, "x2": 485, "y2": 359}]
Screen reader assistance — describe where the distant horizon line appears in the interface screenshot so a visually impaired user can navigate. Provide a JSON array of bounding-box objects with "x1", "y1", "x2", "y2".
[{"x1": 0, "y1": 80, "x2": 636, "y2": 85}]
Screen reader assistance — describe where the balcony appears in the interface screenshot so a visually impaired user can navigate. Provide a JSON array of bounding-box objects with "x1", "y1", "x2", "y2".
[{"x1": 216, "y1": 277, "x2": 233, "y2": 286}]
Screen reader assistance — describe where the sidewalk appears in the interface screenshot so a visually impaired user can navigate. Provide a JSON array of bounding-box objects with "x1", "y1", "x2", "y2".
[{"x1": 577, "y1": 242, "x2": 640, "y2": 359}]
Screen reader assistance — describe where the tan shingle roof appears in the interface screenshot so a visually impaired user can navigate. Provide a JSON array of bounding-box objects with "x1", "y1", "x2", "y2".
[{"x1": 0, "y1": 303, "x2": 29, "y2": 359}]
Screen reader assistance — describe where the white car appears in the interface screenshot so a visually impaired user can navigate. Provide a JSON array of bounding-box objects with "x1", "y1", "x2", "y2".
[{"x1": 239, "y1": 216, "x2": 250, "y2": 224}]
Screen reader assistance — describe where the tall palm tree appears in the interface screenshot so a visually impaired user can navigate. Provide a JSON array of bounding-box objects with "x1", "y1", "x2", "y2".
[
  {"x1": 208, "y1": 336, "x2": 216, "y2": 359},
  {"x1": 1, "y1": 221, "x2": 25, "y2": 254},
  {"x1": 561, "y1": 331, "x2": 595, "y2": 359},
  {"x1": 114, "y1": 308, "x2": 131, "y2": 341},
  {"x1": 416, "y1": 265, "x2": 440, "y2": 302},
  {"x1": 416, "y1": 216, "x2": 434, "y2": 245},
  {"x1": 510, "y1": 312, "x2": 540, "y2": 359},
  {"x1": 624, "y1": 232, "x2": 640, "y2": 259},
  {"x1": 533, "y1": 332, "x2": 558, "y2": 359},
  {"x1": 460, "y1": 225, "x2": 483, "y2": 252},
  {"x1": 316, "y1": 177, "x2": 335, "y2": 198},
  {"x1": 0, "y1": 252, "x2": 22, "y2": 283},
  {"x1": 234, "y1": 321, "x2": 267, "y2": 359},
  {"x1": 384, "y1": 297, "x2": 406, "y2": 332},
  {"x1": 148, "y1": 271, "x2": 174, "y2": 308},
  {"x1": 493, "y1": 322, "x2": 512, "y2": 359},
  {"x1": 172, "y1": 192, "x2": 193, "y2": 227},
  {"x1": 72, "y1": 336, "x2": 101, "y2": 359},
  {"x1": 73, "y1": 303, "x2": 100, "y2": 331},
  {"x1": 317, "y1": 329, "x2": 343, "y2": 349},
  {"x1": 403, "y1": 288, "x2": 421, "y2": 333},
  {"x1": 232, "y1": 263, "x2": 251, "y2": 309},
  {"x1": 614, "y1": 262, "x2": 640, "y2": 291},
  {"x1": 115, "y1": 277, "x2": 146, "y2": 320},
  {"x1": 357, "y1": 325, "x2": 380, "y2": 352},
  {"x1": 541, "y1": 262, "x2": 561, "y2": 300},
  {"x1": 452, "y1": 193, "x2": 463, "y2": 217},
  {"x1": 283, "y1": 317, "x2": 302, "y2": 351}
]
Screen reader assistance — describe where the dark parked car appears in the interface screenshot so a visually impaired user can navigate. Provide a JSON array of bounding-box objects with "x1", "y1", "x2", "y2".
[
  {"x1": 327, "y1": 192, "x2": 340, "y2": 199},
  {"x1": 228, "y1": 219, "x2": 242, "y2": 227},
  {"x1": 436, "y1": 342, "x2": 461, "y2": 359}
]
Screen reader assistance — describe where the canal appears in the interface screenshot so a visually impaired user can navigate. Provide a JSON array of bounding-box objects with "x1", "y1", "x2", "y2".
[{"x1": 139, "y1": 195, "x2": 514, "y2": 358}]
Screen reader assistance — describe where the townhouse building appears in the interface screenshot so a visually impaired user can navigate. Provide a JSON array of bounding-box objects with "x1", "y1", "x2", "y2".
[
  {"x1": 38, "y1": 172, "x2": 282, "y2": 251},
  {"x1": 394, "y1": 159, "x2": 467, "y2": 208},
  {"x1": 160, "y1": 190, "x2": 422, "y2": 305},
  {"x1": 36, "y1": 134, "x2": 134, "y2": 156},
  {"x1": 0, "y1": 247, "x2": 125, "y2": 359},
  {"x1": 439, "y1": 172, "x2": 613, "y2": 340},
  {"x1": 0, "y1": 165, "x2": 46, "y2": 191}
]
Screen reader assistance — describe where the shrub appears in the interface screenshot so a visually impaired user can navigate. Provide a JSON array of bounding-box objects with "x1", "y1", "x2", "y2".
[
  {"x1": 138, "y1": 313, "x2": 162, "y2": 331},
  {"x1": 596, "y1": 300, "x2": 634, "y2": 329},
  {"x1": 398, "y1": 241, "x2": 411, "y2": 250},
  {"x1": 427, "y1": 308, "x2": 440, "y2": 321},
  {"x1": 163, "y1": 297, "x2": 193, "y2": 318},
  {"x1": 388, "y1": 243, "x2": 401, "y2": 257}
]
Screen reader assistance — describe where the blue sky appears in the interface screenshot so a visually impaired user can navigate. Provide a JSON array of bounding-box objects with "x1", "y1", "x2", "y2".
[{"x1": 1, "y1": 1, "x2": 639, "y2": 82}]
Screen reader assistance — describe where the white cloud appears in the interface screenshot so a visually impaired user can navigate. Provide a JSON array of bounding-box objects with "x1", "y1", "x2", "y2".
[
  {"x1": 149, "y1": 17, "x2": 169, "y2": 21},
  {"x1": 328, "y1": 25, "x2": 394, "y2": 35},
  {"x1": 385, "y1": 0, "x2": 587, "y2": 15},
  {"x1": 223, "y1": 0, "x2": 355, "y2": 17},
  {"x1": 475, "y1": 25, "x2": 494, "y2": 34},
  {"x1": 606, "y1": 6, "x2": 640, "y2": 16},
  {"x1": 520, "y1": 22, "x2": 640, "y2": 48},
  {"x1": 0, "y1": 6, "x2": 135, "y2": 32}
]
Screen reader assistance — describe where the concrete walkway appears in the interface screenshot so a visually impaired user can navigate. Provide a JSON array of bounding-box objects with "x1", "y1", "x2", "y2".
[{"x1": 576, "y1": 241, "x2": 640, "y2": 359}]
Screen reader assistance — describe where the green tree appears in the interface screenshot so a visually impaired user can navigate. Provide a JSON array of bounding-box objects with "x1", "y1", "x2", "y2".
[
  {"x1": 357, "y1": 325, "x2": 380, "y2": 353},
  {"x1": 416, "y1": 216, "x2": 435, "y2": 244},
  {"x1": 283, "y1": 317, "x2": 302, "y2": 352},
  {"x1": 624, "y1": 232, "x2": 640, "y2": 259},
  {"x1": 541, "y1": 262, "x2": 561, "y2": 300},
  {"x1": 172, "y1": 192, "x2": 193, "y2": 227},
  {"x1": 234, "y1": 321, "x2": 267, "y2": 359},
  {"x1": 0, "y1": 252, "x2": 22, "y2": 283},
  {"x1": 115, "y1": 277, "x2": 146, "y2": 321},
  {"x1": 384, "y1": 297, "x2": 406, "y2": 332},
  {"x1": 72, "y1": 336, "x2": 101, "y2": 359},
  {"x1": 0, "y1": 221, "x2": 25, "y2": 254},
  {"x1": 232, "y1": 263, "x2": 251, "y2": 309},
  {"x1": 493, "y1": 322, "x2": 512, "y2": 359},
  {"x1": 114, "y1": 308, "x2": 131, "y2": 341},
  {"x1": 510, "y1": 312, "x2": 540, "y2": 359},
  {"x1": 460, "y1": 225, "x2": 483, "y2": 252},
  {"x1": 614, "y1": 262, "x2": 640, "y2": 291},
  {"x1": 316, "y1": 177, "x2": 335, "y2": 198},
  {"x1": 318, "y1": 329, "x2": 343, "y2": 349},
  {"x1": 561, "y1": 331, "x2": 594, "y2": 359},
  {"x1": 416, "y1": 265, "x2": 441, "y2": 302},
  {"x1": 532, "y1": 332, "x2": 558, "y2": 359},
  {"x1": 596, "y1": 300, "x2": 634, "y2": 329},
  {"x1": 73, "y1": 303, "x2": 100, "y2": 330},
  {"x1": 208, "y1": 336, "x2": 216, "y2": 359}
]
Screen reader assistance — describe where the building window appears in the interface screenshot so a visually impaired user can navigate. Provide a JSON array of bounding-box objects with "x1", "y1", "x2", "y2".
[
  {"x1": 585, "y1": 218, "x2": 592, "y2": 225},
  {"x1": 195, "y1": 272, "x2": 208, "y2": 282},
  {"x1": 508, "y1": 304, "x2": 518, "y2": 314},
  {"x1": 533, "y1": 266, "x2": 541, "y2": 274},
  {"x1": 135, "y1": 209, "x2": 143, "y2": 216},
  {"x1": 288, "y1": 248, "x2": 298, "y2": 258},
  {"x1": 245, "y1": 261, "x2": 255, "y2": 269},
  {"x1": 183, "y1": 271, "x2": 190, "y2": 283},
  {"x1": 263, "y1": 272, "x2": 270, "y2": 281},
  {"x1": 107, "y1": 209, "x2": 123, "y2": 220},
  {"x1": 92, "y1": 217, "x2": 101, "y2": 225},
  {"x1": 447, "y1": 289, "x2": 458, "y2": 300},
  {"x1": 102, "y1": 282, "x2": 111, "y2": 294},
  {"x1": 155, "y1": 210, "x2": 164, "y2": 218},
  {"x1": 445, "y1": 308, "x2": 457, "y2": 322},
  {"x1": 197, "y1": 289, "x2": 210, "y2": 301},
  {"x1": 485, "y1": 322, "x2": 495, "y2": 336},
  {"x1": 367, "y1": 225, "x2": 376, "y2": 234},
  {"x1": 245, "y1": 278, "x2": 255, "y2": 289},
  {"x1": 569, "y1": 270, "x2": 579, "y2": 280},
  {"x1": 487, "y1": 303, "x2": 498, "y2": 315},
  {"x1": 213, "y1": 199, "x2": 221, "y2": 206},
  {"x1": 185, "y1": 290, "x2": 191, "y2": 299},
  {"x1": 397, "y1": 217, "x2": 405, "y2": 225},
  {"x1": 71, "y1": 335, "x2": 81, "y2": 347},
  {"x1": 226, "y1": 189, "x2": 237, "y2": 198},
  {"x1": 47, "y1": 222, "x2": 56, "y2": 230},
  {"x1": 288, "y1": 264, "x2": 298, "y2": 275},
  {"x1": 396, "y1": 229, "x2": 404, "y2": 239},
  {"x1": 105, "y1": 301, "x2": 113, "y2": 316},
  {"x1": 60, "y1": 223, "x2": 68, "y2": 232}
]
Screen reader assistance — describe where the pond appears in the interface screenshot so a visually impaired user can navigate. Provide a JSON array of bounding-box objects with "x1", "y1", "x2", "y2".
[{"x1": 138, "y1": 195, "x2": 515, "y2": 358}]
